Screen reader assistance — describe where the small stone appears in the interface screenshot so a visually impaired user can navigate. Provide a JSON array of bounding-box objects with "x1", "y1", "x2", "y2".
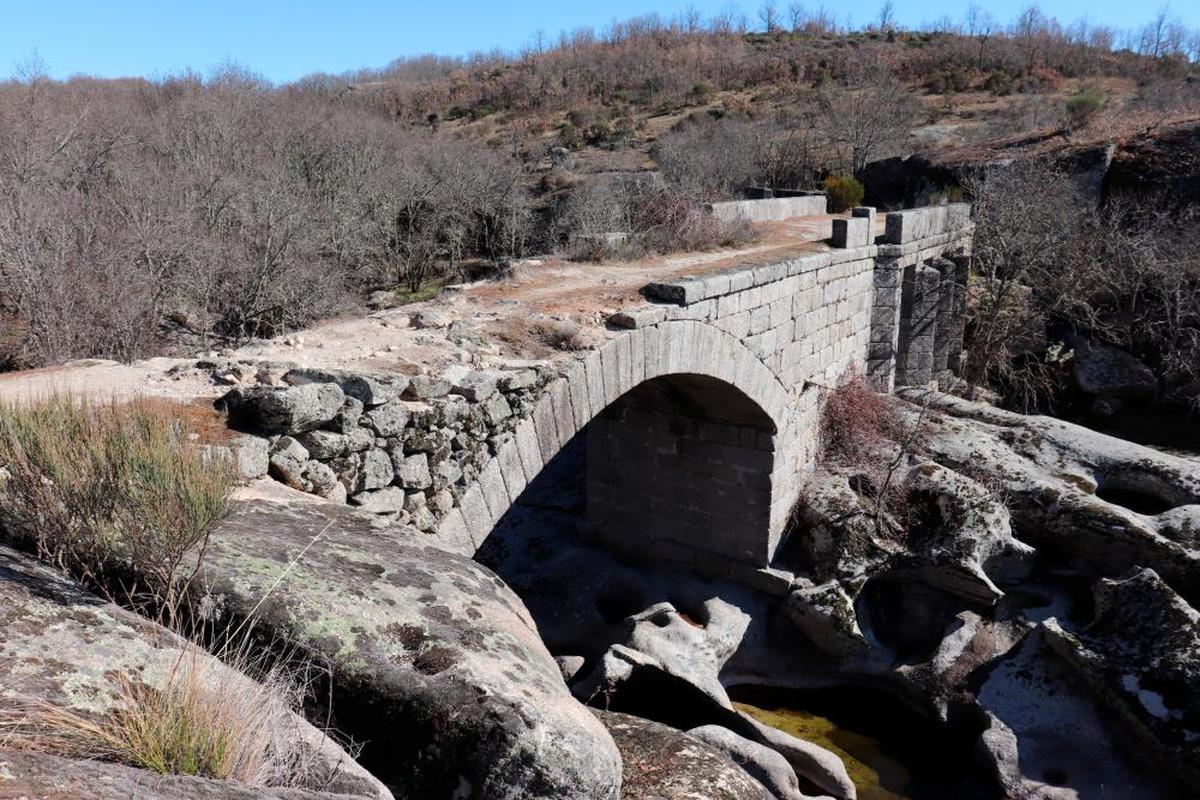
[
  {"x1": 481, "y1": 393, "x2": 513, "y2": 425},
  {"x1": 497, "y1": 369, "x2": 538, "y2": 392},
  {"x1": 356, "y1": 449, "x2": 394, "y2": 492},
  {"x1": 269, "y1": 437, "x2": 310, "y2": 489},
  {"x1": 430, "y1": 489, "x2": 455, "y2": 514},
  {"x1": 404, "y1": 375, "x2": 452, "y2": 400},
  {"x1": 412, "y1": 309, "x2": 454, "y2": 329},
  {"x1": 404, "y1": 427, "x2": 454, "y2": 453},
  {"x1": 347, "y1": 426, "x2": 375, "y2": 452},
  {"x1": 305, "y1": 460, "x2": 340, "y2": 497},
  {"x1": 342, "y1": 374, "x2": 406, "y2": 407},
  {"x1": 365, "y1": 402, "x2": 409, "y2": 437},
  {"x1": 403, "y1": 491, "x2": 427, "y2": 512},
  {"x1": 449, "y1": 371, "x2": 497, "y2": 402},
  {"x1": 228, "y1": 434, "x2": 269, "y2": 480},
  {"x1": 432, "y1": 460, "x2": 463, "y2": 490},
  {"x1": 295, "y1": 430, "x2": 348, "y2": 460},
  {"x1": 325, "y1": 397, "x2": 364, "y2": 434},
  {"x1": 394, "y1": 453, "x2": 432, "y2": 490},
  {"x1": 348, "y1": 486, "x2": 406, "y2": 514},
  {"x1": 411, "y1": 505, "x2": 437, "y2": 531}
]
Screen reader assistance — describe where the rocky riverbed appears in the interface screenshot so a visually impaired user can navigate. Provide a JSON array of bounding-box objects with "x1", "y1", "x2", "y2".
[{"x1": 2, "y1": 391, "x2": 1198, "y2": 799}]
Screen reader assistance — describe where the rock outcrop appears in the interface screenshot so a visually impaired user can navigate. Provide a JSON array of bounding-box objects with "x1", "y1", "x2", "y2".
[
  {"x1": 687, "y1": 725, "x2": 809, "y2": 800},
  {"x1": 897, "y1": 389, "x2": 1200, "y2": 602},
  {"x1": 0, "y1": 544, "x2": 389, "y2": 800},
  {"x1": 1044, "y1": 568, "x2": 1200, "y2": 792},
  {"x1": 0, "y1": 748, "x2": 368, "y2": 800},
  {"x1": 597, "y1": 710, "x2": 771, "y2": 800},
  {"x1": 194, "y1": 496, "x2": 622, "y2": 800}
]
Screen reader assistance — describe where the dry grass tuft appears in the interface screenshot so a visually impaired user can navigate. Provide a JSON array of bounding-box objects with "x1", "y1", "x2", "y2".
[
  {"x1": 0, "y1": 395, "x2": 236, "y2": 623},
  {"x1": 0, "y1": 641, "x2": 326, "y2": 787}
]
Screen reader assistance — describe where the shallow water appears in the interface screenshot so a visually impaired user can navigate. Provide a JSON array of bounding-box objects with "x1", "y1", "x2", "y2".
[
  {"x1": 734, "y1": 701, "x2": 911, "y2": 800},
  {"x1": 730, "y1": 685, "x2": 998, "y2": 800}
]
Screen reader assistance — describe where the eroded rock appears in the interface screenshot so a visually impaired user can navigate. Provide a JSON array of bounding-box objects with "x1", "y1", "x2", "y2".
[
  {"x1": 597, "y1": 711, "x2": 771, "y2": 800},
  {"x1": 0, "y1": 545, "x2": 388, "y2": 800},
  {"x1": 195, "y1": 498, "x2": 622, "y2": 800}
]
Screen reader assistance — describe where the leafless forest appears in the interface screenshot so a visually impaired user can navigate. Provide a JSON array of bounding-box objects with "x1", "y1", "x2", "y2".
[{"x1": 1, "y1": 3, "x2": 1198, "y2": 379}]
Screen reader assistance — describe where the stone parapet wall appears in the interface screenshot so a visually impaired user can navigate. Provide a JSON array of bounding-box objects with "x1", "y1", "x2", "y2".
[
  {"x1": 882, "y1": 203, "x2": 972, "y2": 244},
  {"x1": 708, "y1": 195, "x2": 828, "y2": 223}
]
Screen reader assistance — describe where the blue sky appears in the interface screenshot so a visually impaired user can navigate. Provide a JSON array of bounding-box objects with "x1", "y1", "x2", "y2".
[{"x1": 2, "y1": 1, "x2": 1196, "y2": 84}]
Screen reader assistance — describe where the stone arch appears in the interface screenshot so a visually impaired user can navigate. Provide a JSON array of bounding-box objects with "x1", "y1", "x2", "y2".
[{"x1": 435, "y1": 321, "x2": 796, "y2": 569}]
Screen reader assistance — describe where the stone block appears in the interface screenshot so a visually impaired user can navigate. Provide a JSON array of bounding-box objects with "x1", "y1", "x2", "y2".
[
  {"x1": 495, "y1": 440, "x2": 528, "y2": 501},
  {"x1": 477, "y1": 458, "x2": 510, "y2": 521},
  {"x1": 513, "y1": 417, "x2": 542, "y2": 479},
  {"x1": 831, "y1": 217, "x2": 870, "y2": 249},
  {"x1": 608, "y1": 305, "x2": 667, "y2": 330},
  {"x1": 432, "y1": 507, "x2": 474, "y2": 556},
  {"x1": 457, "y1": 483, "x2": 494, "y2": 548},
  {"x1": 532, "y1": 396, "x2": 560, "y2": 465}
]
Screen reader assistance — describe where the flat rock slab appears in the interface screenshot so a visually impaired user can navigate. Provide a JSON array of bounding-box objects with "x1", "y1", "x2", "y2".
[
  {"x1": 197, "y1": 499, "x2": 621, "y2": 800},
  {"x1": 596, "y1": 710, "x2": 770, "y2": 800},
  {"x1": 0, "y1": 545, "x2": 387, "y2": 800},
  {"x1": 0, "y1": 747, "x2": 360, "y2": 800}
]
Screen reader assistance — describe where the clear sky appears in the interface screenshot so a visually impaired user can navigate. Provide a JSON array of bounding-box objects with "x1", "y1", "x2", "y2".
[{"x1": 2, "y1": 1, "x2": 1196, "y2": 84}]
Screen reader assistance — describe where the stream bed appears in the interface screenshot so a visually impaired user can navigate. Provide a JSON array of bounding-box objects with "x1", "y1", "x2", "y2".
[{"x1": 730, "y1": 685, "x2": 999, "y2": 800}]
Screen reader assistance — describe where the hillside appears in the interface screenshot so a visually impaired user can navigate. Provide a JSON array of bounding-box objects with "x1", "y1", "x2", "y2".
[
  {"x1": 1, "y1": 12, "x2": 1197, "y2": 373},
  {"x1": 331, "y1": 23, "x2": 1200, "y2": 196}
]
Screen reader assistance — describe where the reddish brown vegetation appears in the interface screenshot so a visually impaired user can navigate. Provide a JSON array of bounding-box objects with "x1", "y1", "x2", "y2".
[{"x1": 819, "y1": 367, "x2": 905, "y2": 465}]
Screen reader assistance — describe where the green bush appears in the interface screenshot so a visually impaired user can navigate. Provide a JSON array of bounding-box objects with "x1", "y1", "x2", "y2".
[
  {"x1": 823, "y1": 175, "x2": 865, "y2": 213},
  {"x1": 0, "y1": 396, "x2": 235, "y2": 621},
  {"x1": 1065, "y1": 88, "x2": 1106, "y2": 129}
]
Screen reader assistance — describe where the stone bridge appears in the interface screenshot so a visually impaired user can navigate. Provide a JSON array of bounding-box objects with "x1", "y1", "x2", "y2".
[
  {"x1": 433, "y1": 203, "x2": 974, "y2": 575},
  {"x1": 210, "y1": 202, "x2": 973, "y2": 586}
]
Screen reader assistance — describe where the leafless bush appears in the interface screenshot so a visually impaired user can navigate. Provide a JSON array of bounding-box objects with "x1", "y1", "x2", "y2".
[
  {"x1": 0, "y1": 71, "x2": 532, "y2": 366},
  {"x1": 556, "y1": 176, "x2": 757, "y2": 261},
  {"x1": 653, "y1": 111, "x2": 827, "y2": 200},
  {"x1": 814, "y1": 68, "x2": 922, "y2": 175},
  {"x1": 965, "y1": 160, "x2": 1200, "y2": 410}
]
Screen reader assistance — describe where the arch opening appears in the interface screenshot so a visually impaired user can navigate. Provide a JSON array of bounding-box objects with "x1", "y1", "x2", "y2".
[{"x1": 585, "y1": 373, "x2": 779, "y2": 568}]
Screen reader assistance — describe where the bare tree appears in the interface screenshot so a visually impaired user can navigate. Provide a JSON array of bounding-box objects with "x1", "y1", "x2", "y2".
[
  {"x1": 816, "y1": 69, "x2": 921, "y2": 174},
  {"x1": 876, "y1": 1, "x2": 896, "y2": 34},
  {"x1": 760, "y1": 1, "x2": 781, "y2": 33},
  {"x1": 965, "y1": 4, "x2": 997, "y2": 66},
  {"x1": 787, "y1": 2, "x2": 806, "y2": 31}
]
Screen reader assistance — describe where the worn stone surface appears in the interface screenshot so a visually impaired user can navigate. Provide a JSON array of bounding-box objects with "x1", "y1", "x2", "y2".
[
  {"x1": 738, "y1": 712, "x2": 856, "y2": 800},
  {"x1": 1044, "y1": 569, "x2": 1200, "y2": 792},
  {"x1": 596, "y1": 711, "x2": 771, "y2": 800},
  {"x1": 899, "y1": 389, "x2": 1200, "y2": 601},
  {"x1": 0, "y1": 748, "x2": 379, "y2": 800},
  {"x1": 0, "y1": 545, "x2": 388, "y2": 800},
  {"x1": 196, "y1": 499, "x2": 622, "y2": 800},
  {"x1": 687, "y1": 725, "x2": 808, "y2": 800}
]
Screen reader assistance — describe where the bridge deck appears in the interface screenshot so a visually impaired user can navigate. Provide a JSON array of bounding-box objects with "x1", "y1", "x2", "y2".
[{"x1": 0, "y1": 211, "x2": 860, "y2": 406}]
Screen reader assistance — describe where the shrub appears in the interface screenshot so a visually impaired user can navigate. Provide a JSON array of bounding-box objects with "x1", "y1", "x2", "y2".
[
  {"x1": 823, "y1": 175, "x2": 865, "y2": 212},
  {"x1": 819, "y1": 367, "x2": 904, "y2": 465},
  {"x1": 1064, "y1": 87, "x2": 1106, "y2": 129},
  {"x1": 0, "y1": 396, "x2": 236, "y2": 622}
]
